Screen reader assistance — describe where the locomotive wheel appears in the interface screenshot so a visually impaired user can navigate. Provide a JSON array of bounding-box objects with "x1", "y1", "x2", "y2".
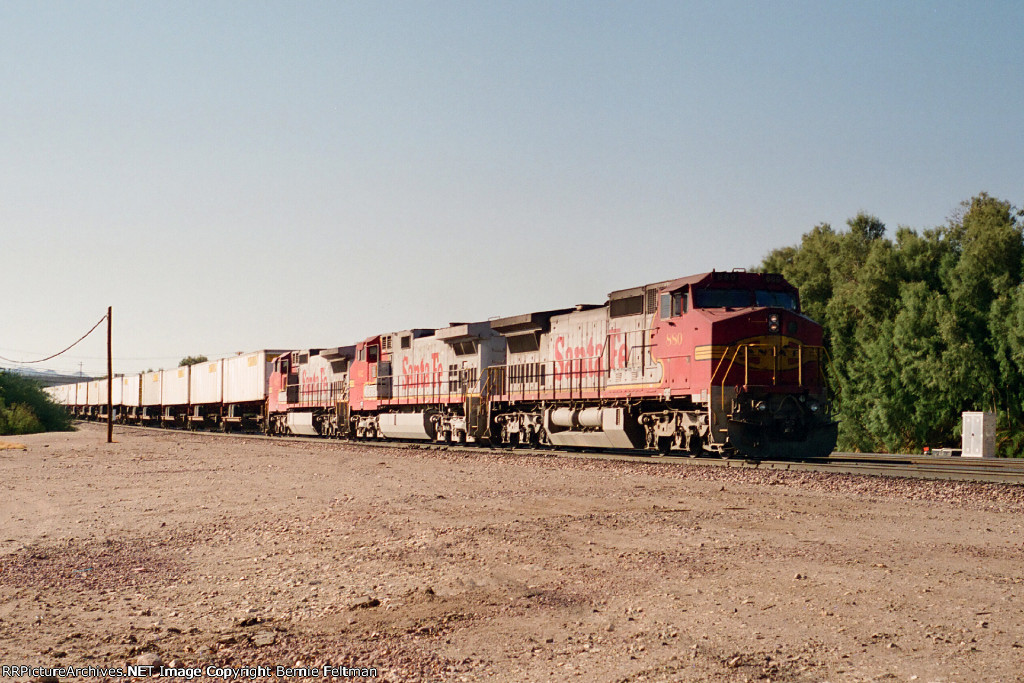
[{"x1": 657, "y1": 435, "x2": 673, "y2": 456}]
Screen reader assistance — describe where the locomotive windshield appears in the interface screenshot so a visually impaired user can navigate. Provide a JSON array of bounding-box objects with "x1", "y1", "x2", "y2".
[
  {"x1": 694, "y1": 289, "x2": 751, "y2": 308},
  {"x1": 693, "y1": 288, "x2": 798, "y2": 311},
  {"x1": 754, "y1": 290, "x2": 798, "y2": 310}
]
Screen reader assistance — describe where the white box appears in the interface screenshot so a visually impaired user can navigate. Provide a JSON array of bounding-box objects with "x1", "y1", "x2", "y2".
[
  {"x1": 190, "y1": 359, "x2": 224, "y2": 405},
  {"x1": 87, "y1": 380, "x2": 107, "y2": 406},
  {"x1": 121, "y1": 375, "x2": 141, "y2": 407},
  {"x1": 223, "y1": 350, "x2": 284, "y2": 404},
  {"x1": 161, "y1": 366, "x2": 191, "y2": 406},
  {"x1": 962, "y1": 411, "x2": 996, "y2": 458},
  {"x1": 141, "y1": 371, "x2": 163, "y2": 407}
]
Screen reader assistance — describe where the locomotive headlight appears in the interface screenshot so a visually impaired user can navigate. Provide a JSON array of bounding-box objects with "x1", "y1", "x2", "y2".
[
  {"x1": 768, "y1": 313, "x2": 780, "y2": 333},
  {"x1": 755, "y1": 401, "x2": 769, "y2": 412},
  {"x1": 807, "y1": 400, "x2": 820, "y2": 413}
]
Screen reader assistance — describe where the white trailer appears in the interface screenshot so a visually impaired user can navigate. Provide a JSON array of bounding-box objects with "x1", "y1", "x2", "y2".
[
  {"x1": 141, "y1": 371, "x2": 162, "y2": 422},
  {"x1": 190, "y1": 359, "x2": 223, "y2": 405},
  {"x1": 121, "y1": 375, "x2": 141, "y2": 408},
  {"x1": 224, "y1": 351, "x2": 282, "y2": 404},
  {"x1": 223, "y1": 350, "x2": 285, "y2": 429},
  {"x1": 161, "y1": 367, "x2": 191, "y2": 406}
]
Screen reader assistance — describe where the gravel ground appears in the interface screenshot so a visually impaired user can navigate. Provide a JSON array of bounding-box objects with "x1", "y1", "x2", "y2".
[{"x1": 1, "y1": 423, "x2": 1023, "y2": 682}]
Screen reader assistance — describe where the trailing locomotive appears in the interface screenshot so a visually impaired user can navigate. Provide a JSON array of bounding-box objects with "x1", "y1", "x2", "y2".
[{"x1": 48, "y1": 270, "x2": 837, "y2": 460}]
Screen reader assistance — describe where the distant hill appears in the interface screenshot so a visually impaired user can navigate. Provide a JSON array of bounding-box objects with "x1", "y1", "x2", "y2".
[{"x1": 0, "y1": 367, "x2": 93, "y2": 387}]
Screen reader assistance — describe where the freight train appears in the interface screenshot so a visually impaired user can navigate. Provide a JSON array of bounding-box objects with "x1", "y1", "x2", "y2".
[{"x1": 47, "y1": 270, "x2": 838, "y2": 460}]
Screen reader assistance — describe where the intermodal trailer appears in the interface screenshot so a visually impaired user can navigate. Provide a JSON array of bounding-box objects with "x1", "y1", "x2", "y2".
[
  {"x1": 161, "y1": 366, "x2": 190, "y2": 426},
  {"x1": 223, "y1": 350, "x2": 286, "y2": 430},
  {"x1": 141, "y1": 371, "x2": 162, "y2": 423},
  {"x1": 121, "y1": 374, "x2": 141, "y2": 422},
  {"x1": 189, "y1": 359, "x2": 224, "y2": 427}
]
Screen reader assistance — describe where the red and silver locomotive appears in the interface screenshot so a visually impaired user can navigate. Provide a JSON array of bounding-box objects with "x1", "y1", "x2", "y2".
[{"x1": 487, "y1": 270, "x2": 836, "y2": 459}]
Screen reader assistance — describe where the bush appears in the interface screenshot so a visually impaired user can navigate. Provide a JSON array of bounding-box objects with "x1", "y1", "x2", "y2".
[
  {"x1": 0, "y1": 400, "x2": 42, "y2": 434},
  {"x1": 0, "y1": 371, "x2": 73, "y2": 435}
]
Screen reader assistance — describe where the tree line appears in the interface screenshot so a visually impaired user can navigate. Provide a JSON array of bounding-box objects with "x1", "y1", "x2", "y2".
[
  {"x1": 760, "y1": 192, "x2": 1024, "y2": 456},
  {"x1": 0, "y1": 371, "x2": 72, "y2": 435}
]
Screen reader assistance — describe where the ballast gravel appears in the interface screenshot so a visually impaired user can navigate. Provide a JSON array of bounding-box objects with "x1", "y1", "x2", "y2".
[{"x1": 1, "y1": 423, "x2": 1023, "y2": 682}]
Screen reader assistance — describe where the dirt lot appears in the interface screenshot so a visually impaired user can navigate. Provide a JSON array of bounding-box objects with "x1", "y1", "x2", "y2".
[{"x1": 2, "y1": 424, "x2": 1024, "y2": 682}]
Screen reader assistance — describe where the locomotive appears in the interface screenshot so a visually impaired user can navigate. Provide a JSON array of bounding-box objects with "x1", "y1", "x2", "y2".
[{"x1": 50, "y1": 270, "x2": 837, "y2": 460}]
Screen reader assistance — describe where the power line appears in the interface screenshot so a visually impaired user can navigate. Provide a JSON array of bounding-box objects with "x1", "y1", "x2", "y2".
[
  {"x1": 0, "y1": 348, "x2": 249, "y2": 362},
  {"x1": 2, "y1": 352, "x2": 180, "y2": 362},
  {"x1": 0, "y1": 313, "x2": 108, "y2": 365}
]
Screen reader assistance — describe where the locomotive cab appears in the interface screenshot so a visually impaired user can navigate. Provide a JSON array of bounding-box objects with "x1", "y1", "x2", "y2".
[{"x1": 679, "y1": 271, "x2": 836, "y2": 459}]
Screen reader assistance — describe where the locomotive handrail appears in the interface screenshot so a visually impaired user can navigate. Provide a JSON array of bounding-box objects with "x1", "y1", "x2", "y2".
[
  {"x1": 373, "y1": 366, "x2": 484, "y2": 407},
  {"x1": 368, "y1": 326, "x2": 661, "y2": 409},
  {"x1": 613, "y1": 327, "x2": 658, "y2": 378},
  {"x1": 709, "y1": 342, "x2": 826, "y2": 386},
  {"x1": 709, "y1": 341, "x2": 829, "y2": 413},
  {"x1": 293, "y1": 381, "x2": 347, "y2": 408}
]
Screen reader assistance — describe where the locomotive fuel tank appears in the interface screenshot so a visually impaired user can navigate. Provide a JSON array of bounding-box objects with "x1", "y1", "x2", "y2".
[{"x1": 543, "y1": 406, "x2": 644, "y2": 449}]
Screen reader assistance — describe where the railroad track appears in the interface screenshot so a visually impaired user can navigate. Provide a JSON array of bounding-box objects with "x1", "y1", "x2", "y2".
[
  {"x1": 84, "y1": 422, "x2": 1024, "y2": 486},
  {"x1": 520, "y1": 448, "x2": 1024, "y2": 485}
]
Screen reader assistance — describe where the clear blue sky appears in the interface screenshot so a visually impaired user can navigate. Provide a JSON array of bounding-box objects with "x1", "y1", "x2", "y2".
[{"x1": 2, "y1": 1, "x2": 1021, "y2": 376}]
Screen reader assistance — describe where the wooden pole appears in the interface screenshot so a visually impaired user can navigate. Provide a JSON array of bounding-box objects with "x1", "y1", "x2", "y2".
[{"x1": 107, "y1": 306, "x2": 113, "y2": 444}]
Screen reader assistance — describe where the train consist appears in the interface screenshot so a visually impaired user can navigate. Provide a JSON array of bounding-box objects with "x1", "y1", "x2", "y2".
[{"x1": 47, "y1": 271, "x2": 838, "y2": 460}]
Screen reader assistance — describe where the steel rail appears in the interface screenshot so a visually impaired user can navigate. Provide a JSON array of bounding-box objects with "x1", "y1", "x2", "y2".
[{"x1": 79, "y1": 421, "x2": 1024, "y2": 487}]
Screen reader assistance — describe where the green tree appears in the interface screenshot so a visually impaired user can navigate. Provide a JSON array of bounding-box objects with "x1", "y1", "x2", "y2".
[
  {"x1": 0, "y1": 371, "x2": 72, "y2": 435},
  {"x1": 179, "y1": 355, "x2": 208, "y2": 367},
  {"x1": 758, "y1": 193, "x2": 1024, "y2": 456},
  {"x1": 989, "y1": 286, "x2": 1024, "y2": 454}
]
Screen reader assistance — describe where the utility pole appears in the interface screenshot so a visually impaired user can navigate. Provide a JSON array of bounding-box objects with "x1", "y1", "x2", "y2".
[{"x1": 107, "y1": 306, "x2": 113, "y2": 444}]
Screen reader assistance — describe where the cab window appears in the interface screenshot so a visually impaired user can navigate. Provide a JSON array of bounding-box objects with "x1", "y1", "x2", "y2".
[
  {"x1": 754, "y1": 289, "x2": 798, "y2": 311},
  {"x1": 693, "y1": 288, "x2": 752, "y2": 308},
  {"x1": 673, "y1": 292, "x2": 686, "y2": 316},
  {"x1": 659, "y1": 291, "x2": 687, "y2": 318}
]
